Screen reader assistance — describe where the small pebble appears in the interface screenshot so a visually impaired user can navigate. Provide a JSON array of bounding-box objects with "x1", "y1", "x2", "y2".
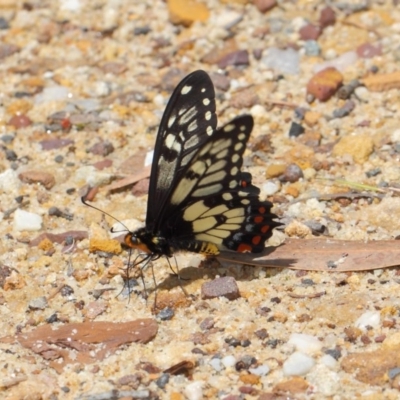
[
  {"x1": 355, "y1": 311, "x2": 380, "y2": 330},
  {"x1": 0, "y1": 17, "x2": 10, "y2": 29},
  {"x1": 288, "y1": 122, "x2": 305, "y2": 137},
  {"x1": 221, "y1": 355, "x2": 236, "y2": 368},
  {"x1": 1, "y1": 134, "x2": 15, "y2": 144},
  {"x1": 324, "y1": 348, "x2": 342, "y2": 360},
  {"x1": 5, "y1": 149, "x2": 17, "y2": 161},
  {"x1": 249, "y1": 364, "x2": 270, "y2": 376},
  {"x1": 262, "y1": 181, "x2": 280, "y2": 196},
  {"x1": 218, "y1": 49, "x2": 249, "y2": 69},
  {"x1": 288, "y1": 333, "x2": 322, "y2": 354},
  {"x1": 254, "y1": 0, "x2": 277, "y2": 13},
  {"x1": 319, "y1": 6, "x2": 336, "y2": 28},
  {"x1": 184, "y1": 381, "x2": 203, "y2": 400},
  {"x1": 280, "y1": 164, "x2": 304, "y2": 183},
  {"x1": 262, "y1": 47, "x2": 300, "y2": 75},
  {"x1": 201, "y1": 276, "x2": 240, "y2": 300},
  {"x1": 35, "y1": 86, "x2": 70, "y2": 104},
  {"x1": 14, "y1": 209, "x2": 42, "y2": 231},
  {"x1": 8, "y1": 114, "x2": 32, "y2": 128},
  {"x1": 156, "y1": 373, "x2": 169, "y2": 389},
  {"x1": 283, "y1": 352, "x2": 315, "y2": 376},
  {"x1": 157, "y1": 307, "x2": 174, "y2": 321},
  {"x1": 304, "y1": 40, "x2": 320, "y2": 56},
  {"x1": 28, "y1": 296, "x2": 48, "y2": 310},
  {"x1": 209, "y1": 358, "x2": 223, "y2": 371},
  {"x1": 332, "y1": 100, "x2": 356, "y2": 118},
  {"x1": 320, "y1": 354, "x2": 338, "y2": 369}
]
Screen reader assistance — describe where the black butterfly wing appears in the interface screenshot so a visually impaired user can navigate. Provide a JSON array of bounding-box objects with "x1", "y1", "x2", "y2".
[
  {"x1": 146, "y1": 70, "x2": 217, "y2": 231},
  {"x1": 160, "y1": 115, "x2": 280, "y2": 254}
]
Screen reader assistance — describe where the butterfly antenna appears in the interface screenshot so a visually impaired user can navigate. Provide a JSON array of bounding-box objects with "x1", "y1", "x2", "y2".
[{"x1": 81, "y1": 195, "x2": 130, "y2": 232}]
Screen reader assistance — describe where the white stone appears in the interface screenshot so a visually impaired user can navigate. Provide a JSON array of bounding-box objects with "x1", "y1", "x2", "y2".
[
  {"x1": 262, "y1": 47, "x2": 300, "y2": 75},
  {"x1": 354, "y1": 86, "x2": 370, "y2": 102},
  {"x1": 249, "y1": 364, "x2": 270, "y2": 376},
  {"x1": 391, "y1": 129, "x2": 400, "y2": 143},
  {"x1": 320, "y1": 354, "x2": 338, "y2": 369},
  {"x1": 262, "y1": 181, "x2": 280, "y2": 196},
  {"x1": 213, "y1": 10, "x2": 242, "y2": 29},
  {"x1": 0, "y1": 169, "x2": 20, "y2": 193},
  {"x1": 221, "y1": 355, "x2": 236, "y2": 368},
  {"x1": 184, "y1": 381, "x2": 203, "y2": 400},
  {"x1": 209, "y1": 358, "x2": 223, "y2": 372},
  {"x1": 35, "y1": 86, "x2": 71, "y2": 104},
  {"x1": 283, "y1": 352, "x2": 315, "y2": 376},
  {"x1": 14, "y1": 209, "x2": 42, "y2": 231},
  {"x1": 355, "y1": 311, "x2": 380, "y2": 331},
  {"x1": 60, "y1": 0, "x2": 81, "y2": 11},
  {"x1": 250, "y1": 104, "x2": 266, "y2": 119},
  {"x1": 288, "y1": 333, "x2": 322, "y2": 354}
]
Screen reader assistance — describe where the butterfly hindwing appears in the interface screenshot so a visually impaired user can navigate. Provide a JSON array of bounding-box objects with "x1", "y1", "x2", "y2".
[
  {"x1": 159, "y1": 115, "x2": 279, "y2": 254},
  {"x1": 147, "y1": 70, "x2": 217, "y2": 231}
]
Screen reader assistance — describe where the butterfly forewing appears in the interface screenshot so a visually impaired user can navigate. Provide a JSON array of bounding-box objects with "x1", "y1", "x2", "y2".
[{"x1": 147, "y1": 70, "x2": 217, "y2": 230}]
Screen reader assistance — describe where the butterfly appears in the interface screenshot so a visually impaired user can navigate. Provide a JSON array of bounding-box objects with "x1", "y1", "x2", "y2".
[{"x1": 124, "y1": 70, "x2": 280, "y2": 263}]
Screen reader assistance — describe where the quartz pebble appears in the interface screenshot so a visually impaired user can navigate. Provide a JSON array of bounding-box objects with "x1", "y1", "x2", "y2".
[
  {"x1": 14, "y1": 209, "x2": 43, "y2": 231},
  {"x1": 184, "y1": 381, "x2": 203, "y2": 400},
  {"x1": 355, "y1": 311, "x2": 380, "y2": 331},
  {"x1": 221, "y1": 355, "x2": 236, "y2": 368},
  {"x1": 262, "y1": 47, "x2": 300, "y2": 75},
  {"x1": 283, "y1": 352, "x2": 315, "y2": 376},
  {"x1": 249, "y1": 364, "x2": 270, "y2": 376},
  {"x1": 288, "y1": 333, "x2": 322, "y2": 354}
]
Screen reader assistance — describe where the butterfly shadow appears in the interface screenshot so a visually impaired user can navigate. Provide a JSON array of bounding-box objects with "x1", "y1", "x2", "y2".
[{"x1": 155, "y1": 244, "x2": 297, "y2": 291}]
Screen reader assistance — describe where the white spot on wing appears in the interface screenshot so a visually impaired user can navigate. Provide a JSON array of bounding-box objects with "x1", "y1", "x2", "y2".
[
  {"x1": 188, "y1": 120, "x2": 198, "y2": 132},
  {"x1": 234, "y1": 142, "x2": 243, "y2": 151},
  {"x1": 165, "y1": 133, "x2": 181, "y2": 153},
  {"x1": 199, "y1": 170, "x2": 226, "y2": 186},
  {"x1": 206, "y1": 126, "x2": 213, "y2": 136},
  {"x1": 207, "y1": 160, "x2": 226, "y2": 173},
  {"x1": 203, "y1": 98, "x2": 210, "y2": 106},
  {"x1": 224, "y1": 124, "x2": 235, "y2": 132},
  {"x1": 179, "y1": 106, "x2": 197, "y2": 125},
  {"x1": 205, "y1": 111, "x2": 212, "y2": 121},
  {"x1": 168, "y1": 114, "x2": 176, "y2": 128},
  {"x1": 223, "y1": 193, "x2": 233, "y2": 201},
  {"x1": 181, "y1": 85, "x2": 192, "y2": 95},
  {"x1": 192, "y1": 183, "x2": 223, "y2": 197}
]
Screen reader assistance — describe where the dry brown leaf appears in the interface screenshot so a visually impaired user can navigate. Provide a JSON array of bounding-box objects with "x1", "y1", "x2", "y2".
[
  {"x1": 218, "y1": 239, "x2": 400, "y2": 271},
  {"x1": 105, "y1": 165, "x2": 151, "y2": 192},
  {"x1": 0, "y1": 319, "x2": 157, "y2": 373}
]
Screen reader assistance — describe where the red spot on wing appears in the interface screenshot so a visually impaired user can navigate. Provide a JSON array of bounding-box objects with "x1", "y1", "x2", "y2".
[
  {"x1": 261, "y1": 225, "x2": 271, "y2": 233},
  {"x1": 252, "y1": 235, "x2": 261, "y2": 245},
  {"x1": 258, "y1": 206, "x2": 266, "y2": 214},
  {"x1": 237, "y1": 243, "x2": 253, "y2": 253},
  {"x1": 254, "y1": 216, "x2": 263, "y2": 223}
]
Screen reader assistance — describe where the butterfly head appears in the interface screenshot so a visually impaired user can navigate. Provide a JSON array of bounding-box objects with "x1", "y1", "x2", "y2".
[{"x1": 124, "y1": 227, "x2": 172, "y2": 257}]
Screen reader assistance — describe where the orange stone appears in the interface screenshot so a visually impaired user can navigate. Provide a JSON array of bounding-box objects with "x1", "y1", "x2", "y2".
[
  {"x1": 307, "y1": 67, "x2": 343, "y2": 101},
  {"x1": 168, "y1": 0, "x2": 209, "y2": 26}
]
